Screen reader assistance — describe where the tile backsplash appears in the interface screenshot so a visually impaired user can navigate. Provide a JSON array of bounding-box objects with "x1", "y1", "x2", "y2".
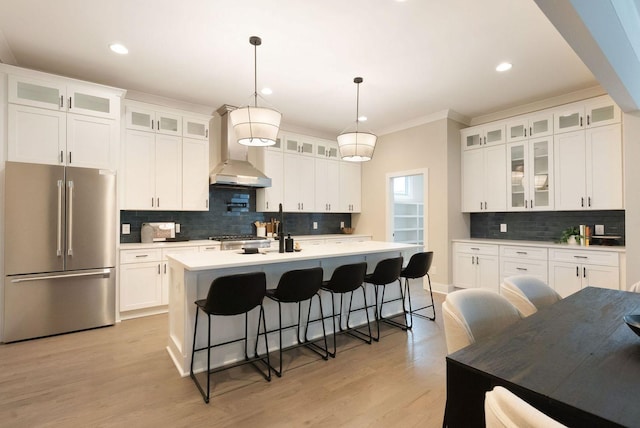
[
  {"x1": 470, "y1": 210, "x2": 625, "y2": 245},
  {"x1": 120, "y1": 186, "x2": 352, "y2": 243}
]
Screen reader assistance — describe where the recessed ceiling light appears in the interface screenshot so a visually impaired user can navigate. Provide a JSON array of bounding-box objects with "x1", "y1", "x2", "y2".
[
  {"x1": 358, "y1": 116, "x2": 368, "y2": 122},
  {"x1": 109, "y1": 43, "x2": 128, "y2": 55},
  {"x1": 496, "y1": 62, "x2": 512, "y2": 72},
  {"x1": 261, "y1": 87, "x2": 273, "y2": 95}
]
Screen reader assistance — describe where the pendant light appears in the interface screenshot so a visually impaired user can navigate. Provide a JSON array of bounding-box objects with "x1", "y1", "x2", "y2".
[
  {"x1": 337, "y1": 77, "x2": 377, "y2": 162},
  {"x1": 230, "y1": 36, "x2": 281, "y2": 147}
]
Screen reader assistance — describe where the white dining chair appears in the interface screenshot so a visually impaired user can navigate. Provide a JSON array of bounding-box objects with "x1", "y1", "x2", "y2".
[
  {"x1": 501, "y1": 275, "x2": 561, "y2": 317},
  {"x1": 485, "y1": 386, "x2": 567, "y2": 428},
  {"x1": 629, "y1": 281, "x2": 640, "y2": 293},
  {"x1": 442, "y1": 289, "x2": 521, "y2": 354}
]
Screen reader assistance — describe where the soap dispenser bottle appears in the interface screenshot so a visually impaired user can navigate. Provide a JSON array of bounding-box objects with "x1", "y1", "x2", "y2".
[{"x1": 285, "y1": 234, "x2": 294, "y2": 252}]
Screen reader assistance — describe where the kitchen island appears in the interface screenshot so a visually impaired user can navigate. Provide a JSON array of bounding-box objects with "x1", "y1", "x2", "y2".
[{"x1": 166, "y1": 241, "x2": 421, "y2": 376}]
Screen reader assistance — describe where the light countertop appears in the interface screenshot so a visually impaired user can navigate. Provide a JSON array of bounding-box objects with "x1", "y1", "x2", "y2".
[
  {"x1": 452, "y1": 238, "x2": 625, "y2": 252},
  {"x1": 166, "y1": 241, "x2": 419, "y2": 271}
]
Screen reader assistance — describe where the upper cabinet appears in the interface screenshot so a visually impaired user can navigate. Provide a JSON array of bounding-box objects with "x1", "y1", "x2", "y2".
[
  {"x1": 8, "y1": 75, "x2": 120, "y2": 120},
  {"x1": 339, "y1": 161, "x2": 362, "y2": 212},
  {"x1": 7, "y1": 72, "x2": 123, "y2": 169},
  {"x1": 506, "y1": 112, "x2": 553, "y2": 143},
  {"x1": 462, "y1": 94, "x2": 623, "y2": 213},
  {"x1": 121, "y1": 101, "x2": 211, "y2": 211},
  {"x1": 283, "y1": 134, "x2": 314, "y2": 156},
  {"x1": 125, "y1": 105, "x2": 182, "y2": 136},
  {"x1": 461, "y1": 123, "x2": 505, "y2": 150},
  {"x1": 315, "y1": 139, "x2": 340, "y2": 159},
  {"x1": 507, "y1": 137, "x2": 553, "y2": 211},
  {"x1": 553, "y1": 95, "x2": 620, "y2": 134}
]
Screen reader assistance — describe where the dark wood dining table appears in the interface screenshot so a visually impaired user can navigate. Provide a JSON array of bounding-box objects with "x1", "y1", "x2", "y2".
[{"x1": 444, "y1": 287, "x2": 640, "y2": 428}]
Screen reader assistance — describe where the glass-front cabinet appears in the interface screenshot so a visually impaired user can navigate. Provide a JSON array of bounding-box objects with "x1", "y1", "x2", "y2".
[
  {"x1": 507, "y1": 112, "x2": 553, "y2": 143},
  {"x1": 507, "y1": 137, "x2": 553, "y2": 211},
  {"x1": 461, "y1": 123, "x2": 505, "y2": 150}
]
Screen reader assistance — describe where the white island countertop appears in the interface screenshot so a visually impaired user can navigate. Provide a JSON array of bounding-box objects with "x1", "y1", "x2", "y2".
[{"x1": 167, "y1": 240, "x2": 419, "y2": 271}]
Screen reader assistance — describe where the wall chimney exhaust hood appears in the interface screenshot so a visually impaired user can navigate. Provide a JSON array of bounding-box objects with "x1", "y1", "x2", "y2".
[{"x1": 210, "y1": 105, "x2": 272, "y2": 188}]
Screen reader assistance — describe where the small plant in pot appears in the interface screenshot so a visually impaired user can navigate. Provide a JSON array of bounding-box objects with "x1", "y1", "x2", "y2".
[{"x1": 559, "y1": 226, "x2": 580, "y2": 245}]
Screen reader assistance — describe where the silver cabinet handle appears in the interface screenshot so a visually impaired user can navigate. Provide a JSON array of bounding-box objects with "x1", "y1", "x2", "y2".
[
  {"x1": 157, "y1": 197, "x2": 160, "y2": 207},
  {"x1": 68, "y1": 96, "x2": 72, "y2": 109},
  {"x1": 573, "y1": 255, "x2": 588, "y2": 259},
  {"x1": 67, "y1": 180, "x2": 74, "y2": 256},
  {"x1": 60, "y1": 150, "x2": 64, "y2": 163},
  {"x1": 525, "y1": 200, "x2": 528, "y2": 208},
  {"x1": 135, "y1": 254, "x2": 149, "y2": 258},
  {"x1": 57, "y1": 179, "x2": 63, "y2": 256},
  {"x1": 60, "y1": 95, "x2": 64, "y2": 108},
  {"x1": 158, "y1": 264, "x2": 161, "y2": 274},
  {"x1": 164, "y1": 263, "x2": 167, "y2": 274},
  {"x1": 516, "y1": 267, "x2": 528, "y2": 271},
  {"x1": 68, "y1": 151, "x2": 72, "y2": 164},
  {"x1": 516, "y1": 251, "x2": 528, "y2": 255},
  {"x1": 476, "y1": 256, "x2": 479, "y2": 265},
  {"x1": 587, "y1": 114, "x2": 591, "y2": 126}
]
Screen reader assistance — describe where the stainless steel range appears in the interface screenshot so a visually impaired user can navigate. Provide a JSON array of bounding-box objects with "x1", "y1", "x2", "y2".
[{"x1": 209, "y1": 235, "x2": 272, "y2": 251}]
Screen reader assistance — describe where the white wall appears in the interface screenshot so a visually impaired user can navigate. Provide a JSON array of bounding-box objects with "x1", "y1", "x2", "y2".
[
  {"x1": 624, "y1": 111, "x2": 640, "y2": 289},
  {"x1": 355, "y1": 117, "x2": 467, "y2": 289}
]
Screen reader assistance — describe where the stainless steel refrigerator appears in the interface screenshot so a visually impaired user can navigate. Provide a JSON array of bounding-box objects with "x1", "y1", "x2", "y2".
[{"x1": 4, "y1": 161, "x2": 116, "y2": 342}]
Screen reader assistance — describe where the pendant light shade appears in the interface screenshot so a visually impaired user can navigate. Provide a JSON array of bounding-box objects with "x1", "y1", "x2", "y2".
[
  {"x1": 230, "y1": 36, "x2": 281, "y2": 147},
  {"x1": 338, "y1": 77, "x2": 377, "y2": 162}
]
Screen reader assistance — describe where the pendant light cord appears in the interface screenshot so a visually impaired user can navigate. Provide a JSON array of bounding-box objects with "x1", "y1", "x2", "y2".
[{"x1": 253, "y1": 41, "x2": 258, "y2": 108}]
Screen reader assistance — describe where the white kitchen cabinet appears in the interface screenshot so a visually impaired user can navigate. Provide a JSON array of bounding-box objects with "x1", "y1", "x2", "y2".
[
  {"x1": 548, "y1": 248, "x2": 619, "y2": 297},
  {"x1": 125, "y1": 105, "x2": 182, "y2": 136},
  {"x1": 507, "y1": 137, "x2": 553, "y2": 211},
  {"x1": 255, "y1": 149, "x2": 284, "y2": 212},
  {"x1": 122, "y1": 101, "x2": 211, "y2": 211},
  {"x1": 554, "y1": 124, "x2": 622, "y2": 210},
  {"x1": 315, "y1": 157, "x2": 340, "y2": 212},
  {"x1": 452, "y1": 243, "x2": 500, "y2": 292},
  {"x1": 283, "y1": 134, "x2": 314, "y2": 156},
  {"x1": 7, "y1": 73, "x2": 121, "y2": 169},
  {"x1": 119, "y1": 249, "x2": 163, "y2": 312},
  {"x1": 499, "y1": 245, "x2": 548, "y2": 284},
  {"x1": 8, "y1": 104, "x2": 118, "y2": 169},
  {"x1": 339, "y1": 161, "x2": 362, "y2": 212},
  {"x1": 182, "y1": 116, "x2": 209, "y2": 140},
  {"x1": 8, "y1": 75, "x2": 120, "y2": 119},
  {"x1": 182, "y1": 137, "x2": 210, "y2": 211},
  {"x1": 315, "y1": 139, "x2": 340, "y2": 159},
  {"x1": 461, "y1": 123, "x2": 505, "y2": 150},
  {"x1": 123, "y1": 129, "x2": 182, "y2": 210},
  {"x1": 553, "y1": 95, "x2": 620, "y2": 134},
  {"x1": 462, "y1": 144, "x2": 506, "y2": 212},
  {"x1": 284, "y1": 152, "x2": 315, "y2": 212},
  {"x1": 506, "y1": 112, "x2": 553, "y2": 143}
]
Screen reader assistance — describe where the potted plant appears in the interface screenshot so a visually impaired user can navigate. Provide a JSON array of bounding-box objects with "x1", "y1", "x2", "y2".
[{"x1": 559, "y1": 226, "x2": 580, "y2": 245}]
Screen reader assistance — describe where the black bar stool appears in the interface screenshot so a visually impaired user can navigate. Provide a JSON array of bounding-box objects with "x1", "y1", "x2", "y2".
[
  {"x1": 320, "y1": 262, "x2": 369, "y2": 357},
  {"x1": 190, "y1": 271, "x2": 271, "y2": 403},
  {"x1": 402, "y1": 251, "x2": 435, "y2": 326},
  {"x1": 265, "y1": 266, "x2": 328, "y2": 377},
  {"x1": 365, "y1": 257, "x2": 404, "y2": 339}
]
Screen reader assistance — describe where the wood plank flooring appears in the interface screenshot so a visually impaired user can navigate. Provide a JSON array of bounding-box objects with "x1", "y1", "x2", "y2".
[{"x1": 0, "y1": 286, "x2": 448, "y2": 427}]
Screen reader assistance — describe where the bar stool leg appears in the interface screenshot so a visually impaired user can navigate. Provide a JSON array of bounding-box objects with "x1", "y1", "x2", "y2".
[{"x1": 407, "y1": 273, "x2": 436, "y2": 321}]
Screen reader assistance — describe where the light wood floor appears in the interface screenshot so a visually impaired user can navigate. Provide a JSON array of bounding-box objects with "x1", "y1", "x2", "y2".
[{"x1": 0, "y1": 286, "x2": 448, "y2": 428}]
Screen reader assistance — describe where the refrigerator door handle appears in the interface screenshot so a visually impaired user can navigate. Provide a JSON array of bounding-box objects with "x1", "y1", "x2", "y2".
[
  {"x1": 67, "y1": 180, "x2": 74, "y2": 256},
  {"x1": 57, "y1": 179, "x2": 63, "y2": 256},
  {"x1": 10, "y1": 269, "x2": 112, "y2": 283}
]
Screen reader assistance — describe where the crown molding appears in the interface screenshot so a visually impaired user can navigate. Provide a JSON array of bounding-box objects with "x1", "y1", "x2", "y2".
[{"x1": 378, "y1": 109, "x2": 470, "y2": 136}]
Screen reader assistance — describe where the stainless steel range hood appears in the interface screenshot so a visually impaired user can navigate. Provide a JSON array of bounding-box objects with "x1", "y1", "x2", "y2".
[{"x1": 210, "y1": 104, "x2": 272, "y2": 188}]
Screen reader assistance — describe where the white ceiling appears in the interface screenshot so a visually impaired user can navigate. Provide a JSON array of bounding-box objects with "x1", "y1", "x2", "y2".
[{"x1": 0, "y1": 0, "x2": 598, "y2": 137}]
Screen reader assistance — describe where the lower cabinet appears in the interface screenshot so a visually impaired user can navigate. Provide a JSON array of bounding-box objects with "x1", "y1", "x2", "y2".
[
  {"x1": 119, "y1": 245, "x2": 203, "y2": 316},
  {"x1": 452, "y1": 243, "x2": 500, "y2": 292},
  {"x1": 499, "y1": 245, "x2": 548, "y2": 284},
  {"x1": 119, "y1": 248, "x2": 163, "y2": 312},
  {"x1": 548, "y1": 248, "x2": 619, "y2": 297}
]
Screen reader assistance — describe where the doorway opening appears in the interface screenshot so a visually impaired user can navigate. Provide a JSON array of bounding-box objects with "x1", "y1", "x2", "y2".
[{"x1": 386, "y1": 169, "x2": 428, "y2": 246}]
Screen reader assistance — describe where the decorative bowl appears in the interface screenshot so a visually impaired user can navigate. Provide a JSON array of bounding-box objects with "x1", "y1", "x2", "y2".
[
  {"x1": 624, "y1": 314, "x2": 640, "y2": 337},
  {"x1": 341, "y1": 227, "x2": 355, "y2": 235}
]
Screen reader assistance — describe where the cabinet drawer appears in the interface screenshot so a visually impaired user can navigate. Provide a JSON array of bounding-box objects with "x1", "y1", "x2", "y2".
[
  {"x1": 501, "y1": 258, "x2": 548, "y2": 279},
  {"x1": 500, "y1": 246, "x2": 547, "y2": 260},
  {"x1": 162, "y1": 246, "x2": 199, "y2": 258},
  {"x1": 120, "y1": 248, "x2": 162, "y2": 264},
  {"x1": 199, "y1": 244, "x2": 220, "y2": 252},
  {"x1": 454, "y1": 243, "x2": 499, "y2": 256},
  {"x1": 549, "y1": 249, "x2": 619, "y2": 267}
]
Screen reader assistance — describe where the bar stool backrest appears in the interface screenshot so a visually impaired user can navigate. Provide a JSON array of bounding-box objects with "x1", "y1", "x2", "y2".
[
  {"x1": 402, "y1": 251, "x2": 433, "y2": 279},
  {"x1": 324, "y1": 262, "x2": 367, "y2": 293},
  {"x1": 205, "y1": 272, "x2": 267, "y2": 315},
  {"x1": 367, "y1": 257, "x2": 403, "y2": 285},
  {"x1": 272, "y1": 267, "x2": 324, "y2": 303}
]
